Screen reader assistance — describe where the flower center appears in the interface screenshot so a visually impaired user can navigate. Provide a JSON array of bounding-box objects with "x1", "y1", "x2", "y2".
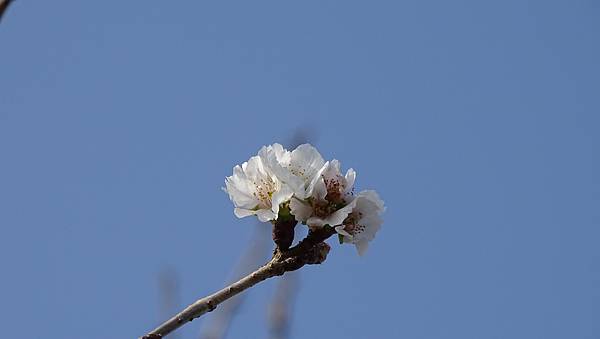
[
  {"x1": 312, "y1": 199, "x2": 337, "y2": 218},
  {"x1": 343, "y1": 211, "x2": 365, "y2": 236},
  {"x1": 252, "y1": 177, "x2": 276, "y2": 207},
  {"x1": 324, "y1": 176, "x2": 345, "y2": 204}
]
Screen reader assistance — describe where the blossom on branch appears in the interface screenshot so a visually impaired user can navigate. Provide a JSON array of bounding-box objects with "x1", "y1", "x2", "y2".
[
  {"x1": 291, "y1": 159, "x2": 356, "y2": 227},
  {"x1": 224, "y1": 155, "x2": 293, "y2": 222},
  {"x1": 224, "y1": 143, "x2": 385, "y2": 254},
  {"x1": 334, "y1": 190, "x2": 385, "y2": 255}
]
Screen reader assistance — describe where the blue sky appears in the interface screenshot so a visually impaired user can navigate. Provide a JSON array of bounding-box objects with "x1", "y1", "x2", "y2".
[{"x1": 1, "y1": 1, "x2": 598, "y2": 338}]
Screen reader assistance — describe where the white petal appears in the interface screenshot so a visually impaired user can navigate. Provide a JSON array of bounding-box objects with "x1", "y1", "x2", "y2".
[
  {"x1": 336, "y1": 191, "x2": 385, "y2": 255},
  {"x1": 258, "y1": 143, "x2": 288, "y2": 162},
  {"x1": 312, "y1": 178, "x2": 328, "y2": 201},
  {"x1": 271, "y1": 184, "x2": 294, "y2": 216},
  {"x1": 347, "y1": 192, "x2": 384, "y2": 245},
  {"x1": 334, "y1": 225, "x2": 352, "y2": 237},
  {"x1": 259, "y1": 144, "x2": 304, "y2": 195},
  {"x1": 307, "y1": 198, "x2": 357, "y2": 227},
  {"x1": 305, "y1": 161, "x2": 329, "y2": 200},
  {"x1": 354, "y1": 214, "x2": 382, "y2": 243},
  {"x1": 259, "y1": 144, "x2": 291, "y2": 175},
  {"x1": 289, "y1": 144, "x2": 325, "y2": 184},
  {"x1": 265, "y1": 143, "x2": 326, "y2": 199},
  {"x1": 224, "y1": 147, "x2": 292, "y2": 223},
  {"x1": 256, "y1": 209, "x2": 277, "y2": 222},
  {"x1": 290, "y1": 197, "x2": 313, "y2": 223},
  {"x1": 225, "y1": 177, "x2": 257, "y2": 209},
  {"x1": 243, "y1": 156, "x2": 263, "y2": 179},
  {"x1": 284, "y1": 176, "x2": 306, "y2": 199},
  {"x1": 234, "y1": 208, "x2": 256, "y2": 219},
  {"x1": 325, "y1": 159, "x2": 341, "y2": 176},
  {"x1": 308, "y1": 159, "x2": 354, "y2": 202},
  {"x1": 320, "y1": 207, "x2": 352, "y2": 226},
  {"x1": 357, "y1": 190, "x2": 385, "y2": 212},
  {"x1": 344, "y1": 168, "x2": 356, "y2": 195},
  {"x1": 291, "y1": 144, "x2": 324, "y2": 167}
]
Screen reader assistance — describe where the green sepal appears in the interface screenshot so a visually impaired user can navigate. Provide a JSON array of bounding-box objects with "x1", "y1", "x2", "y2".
[
  {"x1": 338, "y1": 233, "x2": 344, "y2": 244},
  {"x1": 277, "y1": 202, "x2": 294, "y2": 222}
]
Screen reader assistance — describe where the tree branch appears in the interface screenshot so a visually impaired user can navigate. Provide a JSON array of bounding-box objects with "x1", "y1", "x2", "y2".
[
  {"x1": 141, "y1": 226, "x2": 336, "y2": 339},
  {"x1": 0, "y1": 0, "x2": 13, "y2": 23}
]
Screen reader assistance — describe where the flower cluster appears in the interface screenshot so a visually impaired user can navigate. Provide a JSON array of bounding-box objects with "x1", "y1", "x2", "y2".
[{"x1": 224, "y1": 143, "x2": 385, "y2": 255}]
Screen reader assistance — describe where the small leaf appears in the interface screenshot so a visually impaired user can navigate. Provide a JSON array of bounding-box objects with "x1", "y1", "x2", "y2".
[{"x1": 338, "y1": 234, "x2": 344, "y2": 244}]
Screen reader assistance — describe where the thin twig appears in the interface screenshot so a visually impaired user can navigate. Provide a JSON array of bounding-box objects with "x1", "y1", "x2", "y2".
[
  {"x1": 141, "y1": 227, "x2": 336, "y2": 338},
  {"x1": 0, "y1": 0, "x2": 13, "y2": 23}
]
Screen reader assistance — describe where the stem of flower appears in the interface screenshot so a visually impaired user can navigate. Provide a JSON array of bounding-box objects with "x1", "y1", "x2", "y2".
[{"x1": 272, "y1": 218, "x2": 297, "y2": 251}]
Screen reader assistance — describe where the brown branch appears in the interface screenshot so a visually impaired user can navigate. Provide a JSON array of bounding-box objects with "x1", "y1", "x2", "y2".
[
  {"x1": 0, "y1": 0, "x2": 13, "y2": 23},
  {"x1": 141, "y1": 226, "x2": 336, "y2": 339}
]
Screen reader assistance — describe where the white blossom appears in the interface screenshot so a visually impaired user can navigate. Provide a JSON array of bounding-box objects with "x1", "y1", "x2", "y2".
[
  {"x1": 307, "y1": 159, "x2": 355, "y2": 204},
  {"x1": 224, "y1": 154, "x2": 293, "y2": 222},
  {"x1": 290, "y1": 159, "x2": 356, "y2": 225},
  {"x1": 223, "y1": 142, "x2": 384, "y2": 256},
  {"x1": 334, "y1": 190, "x2": 385, "y2": 256}
]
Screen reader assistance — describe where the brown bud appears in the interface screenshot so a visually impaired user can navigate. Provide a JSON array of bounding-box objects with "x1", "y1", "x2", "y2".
[{"x1": 272, "y1": 218, "x2": 297, "y2": 250}]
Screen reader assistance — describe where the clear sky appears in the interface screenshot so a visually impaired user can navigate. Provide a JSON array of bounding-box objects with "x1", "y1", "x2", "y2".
[{"x1": 1, "y1": 1, "x2": 598, "y2": 338}]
